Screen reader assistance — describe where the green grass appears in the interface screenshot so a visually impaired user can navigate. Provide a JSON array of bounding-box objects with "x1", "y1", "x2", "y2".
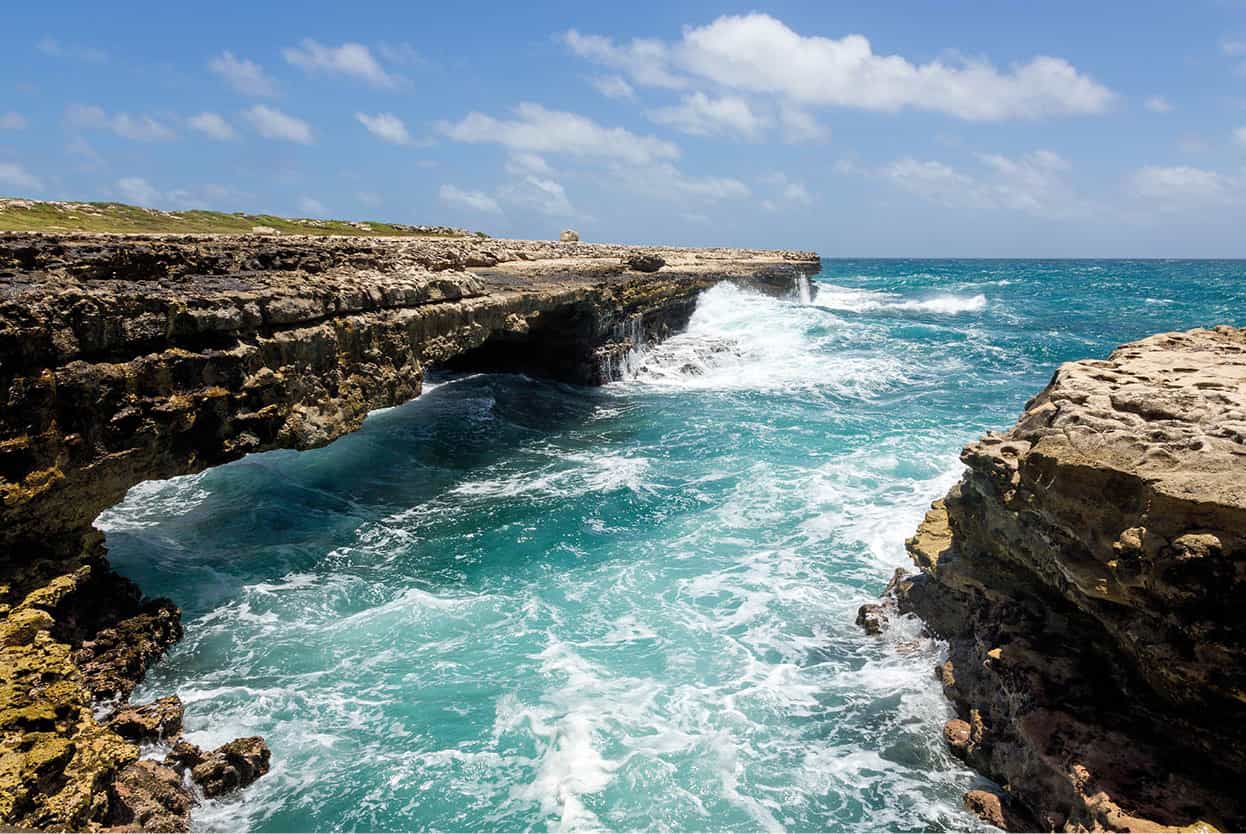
[{"x1": 0, "y1": 197, "x2": 487, "y2": 238}]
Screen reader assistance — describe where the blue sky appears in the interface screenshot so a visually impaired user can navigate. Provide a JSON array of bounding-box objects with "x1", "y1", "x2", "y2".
[{"x1": 3, "y1": 1, "x2": 1246, "y2": 256}]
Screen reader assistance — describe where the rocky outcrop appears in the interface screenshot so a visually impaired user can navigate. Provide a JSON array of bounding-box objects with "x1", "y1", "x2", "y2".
[
  {"x1": 0, "y1": 231, "x2": 818, "y2": 830},
  {"x1": 893, "y1": 326, "x2": 1246, "y2": 831}
]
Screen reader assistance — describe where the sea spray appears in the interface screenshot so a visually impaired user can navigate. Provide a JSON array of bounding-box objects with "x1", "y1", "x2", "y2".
[{"x1": 103, "y1": 259, "x2": 1246, "y2": 832}]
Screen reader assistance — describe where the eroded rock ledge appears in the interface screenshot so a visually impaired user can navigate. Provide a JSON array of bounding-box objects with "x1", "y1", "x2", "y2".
[
  {"x1": 0, "y1": 232, "x2": 818, "y2": 830},
  {"x1": 892, "y1": 326, "x2": 1246, "y2": 832}
]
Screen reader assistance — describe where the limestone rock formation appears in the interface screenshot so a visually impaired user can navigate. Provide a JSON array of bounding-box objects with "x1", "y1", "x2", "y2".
[
  {"x1": 896, "y1": 326, "x2": 1246, "y2": 831},
  {"x1": 625, "y1": 253, "x2": 665, "y2": 273},
  {"x1": 0, "y1": 231, "x2": 818, "y2": 830},
  {"x1": 559, "y1": 229, "x2": 579, "y2": 242}
]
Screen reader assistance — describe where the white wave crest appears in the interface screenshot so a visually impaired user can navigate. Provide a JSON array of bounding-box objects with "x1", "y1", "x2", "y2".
[{"x1": 816, "y1": 284, "x2": 987, "y2": 315}]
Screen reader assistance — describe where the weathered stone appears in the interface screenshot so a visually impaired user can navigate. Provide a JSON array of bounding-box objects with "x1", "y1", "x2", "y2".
[
  {"x1": 559, "y1": 229, "x2": 579, "y2": 242},
  {"x1": 107, "y1": 696, "x2": 183, "y2": 742},
  {"x1": 625, "y1": 253, "x2": 665, "y2": 273},
  {"x1": 106, "y1": 760, "x2": 191, "y2": 832},
  {"x1": 189, "y1": 737, "x2": 271, "y2": 798},
  {"x1": 855, "y1": 603, "x2": 888, "y2": 635},
  {"x1": 898, "y1": 326, "x2": 1246, "y2": 832}
]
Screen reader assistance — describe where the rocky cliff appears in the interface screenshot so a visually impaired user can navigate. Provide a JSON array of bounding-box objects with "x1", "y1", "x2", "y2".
[
  {"x1": 0, "y1": 232, "x2": 818, "y2": 830},
  {"x1": 893, "y1": 326, "x2": 1246, "y2": 831}
]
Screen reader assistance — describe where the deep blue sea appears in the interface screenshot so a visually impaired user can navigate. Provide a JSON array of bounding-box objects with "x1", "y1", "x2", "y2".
[{"x1": 103, "y1": 260, "x2": 1246, "y2": 832}]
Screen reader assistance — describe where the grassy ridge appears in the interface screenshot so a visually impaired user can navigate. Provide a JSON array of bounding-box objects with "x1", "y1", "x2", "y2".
[{"x1": 0, "y1": 198, "x2": 485, "y2": 237}]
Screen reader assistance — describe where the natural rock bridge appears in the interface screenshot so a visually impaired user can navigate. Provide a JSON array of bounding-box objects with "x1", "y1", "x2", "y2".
[{"x1": 0, "y1": 232, "x2": 818, "y2": 830}]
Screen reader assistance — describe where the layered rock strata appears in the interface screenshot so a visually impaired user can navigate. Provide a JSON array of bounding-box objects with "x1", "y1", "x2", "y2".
[
  {"x1": 893, "y1": 326, "x2": 1246, "y2": 831},
  {"x1": 0, "y1": 231, "x2": 818, "y2": 830}
]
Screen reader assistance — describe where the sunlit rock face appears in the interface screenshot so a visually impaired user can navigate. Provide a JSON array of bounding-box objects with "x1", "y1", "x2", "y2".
[{"x1": 898, "y1": 326, "x2": 1246, "y2": 832}]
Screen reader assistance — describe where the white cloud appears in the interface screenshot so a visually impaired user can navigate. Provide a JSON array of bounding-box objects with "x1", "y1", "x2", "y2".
[
  {"x1": 355, "y1": 112, "x2": 412, "y2": 145},
  {"x1": 1129, "y1": 165, "x2": 1237, "y2": 204},
  {"x1": 505, "y1": 153, "x2": 554, "y2": 176},
  {"x1": 0, "y1": 162, "x2": 43, "y2": 192},
  {"x1": 1, "y1": 112, "x2": 27, "y2": 130},
  {"x1": 66, "y1": 105, "x2": 176, "y2": 141},
  {"x1": 846, "y1": 149, "x2": 1085, "y2": 217},
  {"x1": 298, "y1": 196, "x2": 328, "y2": 216},
  {"x1": 209, "y1": 51, "x2": 278, "y2": 97},
  {"x1": 1222, "y1": 39, "x2": 1246, "y2": 56},
  {"x1": 759, "y1": 171, "x2": 814, "y2": 211},
  {"x1": 1144, "y1": 96, "x2": 1173, "y2": 113},
  {"x1": 117, "y1": 176, "x2": 162, "y2": 205},
  {"x1": 244, "y1": 105, "x2": 313, "y2": 144},
  {"x1": 591, "y1": 76, "x2": 636, "y2": 100},
  {"x1": 779, "y1": 105, "x2": 830, "y2": 143},
  {"x1": 1235, "y1": 126, "x2": 1246, "y2": 148},
  {"x1": 439, "y1": 184, "x2": 502, "y2": 213},
  {"x1": 283, "y1": 40, "x2": 398, "y2": 88},
  {"x1": 648, "y1": 92, "x2": 766, "y2": 139},
  {"x1": 566, "y1": 14, "x2": 1114, "y2": 121},
  {"x1": 500, "y1": 175, "x2": 576, "y2": 217},
  {"x1": 36, "y1": 37, "x2": 107, "y2": 62},
  {"x1": 563, "y1": 31, "x2": 687, "y2": 89},
  {"x1": 376, "y1": 42, "x2": 421, "y2": 66},
  {"x1": 187, "y1": 112, "x2": 236, "y2": 140},
  {"x1": 438, "y1": 102, "x2": 679, "y2": 165},
  {"x1": 611, "y1": 161, "x2": 750, "y2": 203}
]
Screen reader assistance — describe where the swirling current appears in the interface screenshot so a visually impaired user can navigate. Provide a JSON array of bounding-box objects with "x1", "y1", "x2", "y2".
[{"x1": 101, "y1": 259, "x2": 1246, "y2": 832}]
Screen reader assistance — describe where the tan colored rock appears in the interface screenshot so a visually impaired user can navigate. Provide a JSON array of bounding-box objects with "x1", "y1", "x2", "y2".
[
  {"x1": 107, "y1": 696, "x2": 183, "y2": 742},
  {"x1": 559, "y1": 229, "x2": 579, "y2": 242},
  {"x1": 106, "y1": 760, "x2": 191, "y2": 832},
  {"x1": 898, "y1": 326, "x2": 1246, "y2": 831}
]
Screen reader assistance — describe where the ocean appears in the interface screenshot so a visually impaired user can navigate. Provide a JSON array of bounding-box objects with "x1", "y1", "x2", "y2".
[{"x1": 101, "y1": 259, "x2": 1246, "y2": 832}]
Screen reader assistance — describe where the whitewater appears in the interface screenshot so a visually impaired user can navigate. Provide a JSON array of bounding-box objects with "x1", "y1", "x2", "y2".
[{"x1": 100, "y1": 259, "x2": 1246, "y2": 832}]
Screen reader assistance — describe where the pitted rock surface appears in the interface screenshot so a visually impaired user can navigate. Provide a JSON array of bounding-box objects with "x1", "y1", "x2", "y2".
[{"x1": 898, "y1": 326, "x2": 1246, "y2": 832}]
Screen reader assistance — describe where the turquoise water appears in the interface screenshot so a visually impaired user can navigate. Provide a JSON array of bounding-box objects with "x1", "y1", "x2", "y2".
[{"x1": 103, "y1": 260, "x2": 1246, "y2": 832}]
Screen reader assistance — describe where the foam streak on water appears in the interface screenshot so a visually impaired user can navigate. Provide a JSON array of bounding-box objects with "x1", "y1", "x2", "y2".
[{"x1": 102, "y1": 259, "x2": 1246, "y2": 832}]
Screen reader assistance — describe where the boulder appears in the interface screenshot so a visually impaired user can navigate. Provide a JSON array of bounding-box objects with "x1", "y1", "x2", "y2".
[
  {"x1": 559, "y1": 229, "x2": 579, "y2": 242},
  {"x1": 107, "y1": 696, "x2": 184, "y2": 742},
  {"x1": 107, "y1": 760, "x2": 192, "y2": 832},
  {"x1": 190, "y1": 737, "x2": 271, "y2": 797},
  {"x1": 625, "y1": 253, "x2": 665, "y2": 273}
]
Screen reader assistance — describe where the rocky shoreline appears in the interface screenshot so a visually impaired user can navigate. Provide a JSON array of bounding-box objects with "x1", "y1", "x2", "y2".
[
  {"x1": 867, "y1": 326, "x2": 1246, "y2": 831},
  {"x1": 0, "y1": 232, "x2": 818, "y2": 831}
]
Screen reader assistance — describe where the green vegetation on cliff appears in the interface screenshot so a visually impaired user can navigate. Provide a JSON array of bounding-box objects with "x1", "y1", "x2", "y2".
[{"x1": 0, "y1": 197, "x2": 486, "y2": 238}]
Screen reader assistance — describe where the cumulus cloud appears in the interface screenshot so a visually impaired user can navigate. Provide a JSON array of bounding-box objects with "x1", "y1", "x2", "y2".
[
  {"x1": 500, "y1": 175, "x2": 576, "y2": 217},
  {"x1": 438, "y1": 102, "x2": 679, "y2": 165},
  {"x1": 843, "y1": 149, "x2": 1086, "y2": 217},
  {"x1": 36, "y1": 37, "x2": 107, "y2": 62},
  {"x1": 591, "y1": 76, "x2": 636, "y2": 100},
  {"x1": 505, "y1": 153, "x2": 554, "y2": 176},
  {"x1": 209, "y1": 51, "x2": 279, "y2": 97},
  {"x1": 355, "y1": 112, "x2": 412, "y2": 145},
  {"x1": 1, "y1": 112, "x2": 27, "y2": 130},
  {"x1": 0, "y1": 162, "x2": 43, "y2": 192},
  {"x1": 283, "y1": 40, "x2": 398, "y2": 87},
  {"x1": 610, "y1": 161, "x2": 750, "y2": 203},
  {"x1": 759, "y1": 171, "x2": 814, "y2": 210},
  {"x1": 1129, "y1": 165, "x2": 1237, "y2": 205},
  {"x1": 244, "y1": 105, "x2": 313, "y2": 144},
  {"x1": 66, "y1": 105, "x2": 176, "y2": 141},
  {"x1": 778, "y1": 105, "x2": 829, "y2": 143},
  {"x1": 1144, "y1": 96, "x2": 1173, "y2": 113},
  {"x1": 648, "y1": 92, "x2": 766, "y2": 139},
  {"x1": 187, "y1": 112, "x2": 236, "y2": 140},
  {"x1": 439, "y1": 184, "x2": 502, "y2": 213},
  {"x1": 566, "y1": 14, "x2": 1114, "y2": 121}
]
